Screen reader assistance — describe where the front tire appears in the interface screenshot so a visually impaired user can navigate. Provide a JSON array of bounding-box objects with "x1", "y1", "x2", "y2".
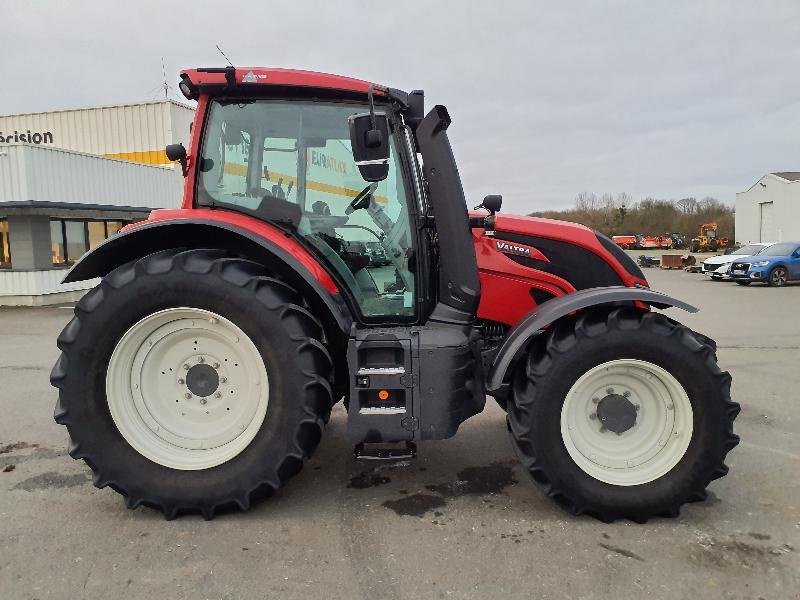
[
  {"x1": 768, "y1": 266, "x2": 788, "y2": 287},
  {"x1": 51, "y1": 249, "x2": 334, "y2": 519},
  {"x1": 508, "y1": 308, "x2": 739, "y2": 522}
]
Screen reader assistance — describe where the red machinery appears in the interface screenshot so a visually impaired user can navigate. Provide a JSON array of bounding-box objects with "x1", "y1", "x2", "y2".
[{"x1": 51, "y1": 67, "x2": 737, "y2": 522}]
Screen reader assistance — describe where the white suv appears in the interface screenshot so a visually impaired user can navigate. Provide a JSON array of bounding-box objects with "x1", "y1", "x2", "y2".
[{"x1": 703, "y1": 243, "x2": 775, "y2": 280}]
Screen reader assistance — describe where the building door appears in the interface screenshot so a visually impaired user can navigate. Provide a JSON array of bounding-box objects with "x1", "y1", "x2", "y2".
[{"x1": 759, "y1": 202, "x2": 775, "y2": 242}]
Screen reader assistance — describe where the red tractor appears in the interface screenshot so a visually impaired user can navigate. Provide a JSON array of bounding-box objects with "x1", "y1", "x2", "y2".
[{"x1": 51, "y1": 67, "x2": 738, "y2": 522}]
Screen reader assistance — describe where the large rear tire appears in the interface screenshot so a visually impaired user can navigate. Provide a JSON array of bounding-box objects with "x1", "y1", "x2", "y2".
[
  {"x1": 508, "y1": 308, "x2": 739, "y2": 522},
  {"x1": 51, "y1": 249, "x2": 334, "y2": 519}
]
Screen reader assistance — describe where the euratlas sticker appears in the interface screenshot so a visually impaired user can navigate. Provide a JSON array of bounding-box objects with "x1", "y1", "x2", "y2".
[{"x1": 495, "y1": 240, "x2": 535, "y2": 258}]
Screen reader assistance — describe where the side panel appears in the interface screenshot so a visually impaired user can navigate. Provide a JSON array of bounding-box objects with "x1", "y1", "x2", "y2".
[
  {"x1": 472, "y1": 214, "x2": 649, "y2": 326},
  {"x1": 346, "y1": 324, "x2": 484, "y2": 443},
  {"x1": 473, "y1": 229, "x2": 576, "y2": 325}
]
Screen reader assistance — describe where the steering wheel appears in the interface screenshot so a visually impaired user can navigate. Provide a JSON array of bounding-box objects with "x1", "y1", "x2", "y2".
[{"x1": 345, "y1": 183, "x2": 378, "y2": 215}]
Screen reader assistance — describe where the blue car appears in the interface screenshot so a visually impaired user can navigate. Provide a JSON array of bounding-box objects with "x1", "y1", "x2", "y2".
[{"x1": 729, "y1": 241, "x2": 800, "y2": 286}]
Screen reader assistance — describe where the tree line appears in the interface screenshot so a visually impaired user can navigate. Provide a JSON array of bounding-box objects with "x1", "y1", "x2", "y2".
[{"x1": 529, "y1": 193, "x2": 735, "y2": 240}]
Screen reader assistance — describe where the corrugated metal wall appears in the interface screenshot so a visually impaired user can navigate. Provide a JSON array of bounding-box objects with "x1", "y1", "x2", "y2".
[
  {"x1": 0, "y1": 269, "x2": 98, "y2": 297},
  {"x1": 735, "y1": 174, "x2": 800, "y2": 243},
  {"x1": 0, "y1": 145, "x2": 183, "y2": 208},
  {"x1": 0, "y1": 100, "x2": 195, "y2": 166}
]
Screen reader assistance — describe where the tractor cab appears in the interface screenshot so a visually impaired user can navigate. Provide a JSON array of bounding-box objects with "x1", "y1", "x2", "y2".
[{"x1": 196, "y1": 97, "x2": 419, "y2": 321}]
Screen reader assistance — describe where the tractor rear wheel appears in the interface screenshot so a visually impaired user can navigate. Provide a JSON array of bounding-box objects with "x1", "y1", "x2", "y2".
[
  {"x1": 507, "y1": 308, "x2": 738, "y2": 522},
  {"x1": 51, "y1": 249, "x2": 333, "y2": 519}
]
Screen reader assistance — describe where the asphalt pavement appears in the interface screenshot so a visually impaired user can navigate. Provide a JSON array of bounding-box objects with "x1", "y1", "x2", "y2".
[{"x1": 0, "y1": 267, "x2": 798, "y2": 600}]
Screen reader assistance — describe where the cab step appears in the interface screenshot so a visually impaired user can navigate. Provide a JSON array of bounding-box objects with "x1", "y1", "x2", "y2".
[{"x1": 353, "y1": 441, "x2": 417, "y2": 461}]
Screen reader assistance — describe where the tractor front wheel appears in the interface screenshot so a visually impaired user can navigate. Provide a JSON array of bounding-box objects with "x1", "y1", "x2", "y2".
[
  {"x1": 51, "y1": 249, "x2": 334, "y2": 519},
  {"x1": 508, "y1": 308, "x2": 739, "y2": 522}
]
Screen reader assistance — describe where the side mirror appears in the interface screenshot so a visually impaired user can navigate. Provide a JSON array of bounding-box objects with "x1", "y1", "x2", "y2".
[
  {"x1": 165, "y1": 143, "x2": 188, "y2": 177},
  {"x1": 476, "y1": 194, "x2": 502, "y2": 214},
  {"x1": 348, "y1": 112, "x2": 390, "y2": 181}
]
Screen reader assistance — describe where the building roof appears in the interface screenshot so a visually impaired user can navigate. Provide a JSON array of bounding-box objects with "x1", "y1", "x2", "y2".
[
  {"x1": 0, "y1": 144, "x2": 181, "y2": 209},
  {"x1": 771, "y1": 172, "x2": 800, "y2": 182},
  {"x1": 0, "y1": 99, "x2": 194, "y2": 119}
]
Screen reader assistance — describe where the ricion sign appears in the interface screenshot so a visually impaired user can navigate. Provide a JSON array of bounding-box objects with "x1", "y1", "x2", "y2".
[{"x1": 0, "y1": 130, "x2": 54, "y2": 144}]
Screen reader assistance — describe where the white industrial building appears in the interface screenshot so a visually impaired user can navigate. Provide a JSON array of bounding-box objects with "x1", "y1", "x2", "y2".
[
  {"x1": 735, "y1": 172, "x2": 800, "y2": 244},
  {"x1": 0, "y1": 100, "x2": 194, "y2": 305}
]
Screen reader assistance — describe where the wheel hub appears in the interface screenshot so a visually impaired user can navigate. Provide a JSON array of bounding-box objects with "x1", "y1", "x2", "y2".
[
  {"x1": 185, "y1": 363, "x2": 220, "y2": 397},
  {"x1": 106, "y1": 307, "x2": 269, "y2": 470},
  {"x1": 560, "y1": 359, "x2": 694, "y2": 486},
  {"x1": 596, "y1": 393, "x2": 637, "y2": 434}
]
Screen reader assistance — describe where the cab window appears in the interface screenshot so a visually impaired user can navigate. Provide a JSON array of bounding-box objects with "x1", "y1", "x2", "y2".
[{"x1": 197, "y1": 100, "x2": 416, "y2": 319}]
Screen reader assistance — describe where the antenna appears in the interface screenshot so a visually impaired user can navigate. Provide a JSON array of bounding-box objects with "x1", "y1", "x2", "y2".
[
  {"x1": 145, "y1": 57, "x2": 175, "y2": 101},
  {"x1": 216, "y1": 45, "x2": 234, "y2": 67},
  {"x1": 161, "y1": 57, "x2": 170, "y2": 100}
]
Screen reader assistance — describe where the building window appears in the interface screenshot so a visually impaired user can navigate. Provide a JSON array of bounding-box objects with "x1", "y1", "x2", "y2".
[
  {"x1": 65, "y1": 221, "x2": 88, "y2": 263},
  {"x1": 51, "y1": 221, "x2": 66, "y2": 265},
  {"x1": 50, "y1": 219, "x2": 129, "y2": 266},
  {"x1": 87, "y1": 221, "x2": 107, "y2": 250},
  {"x1": 0, "y1": 219, "x2": 11, "y2": 268}
]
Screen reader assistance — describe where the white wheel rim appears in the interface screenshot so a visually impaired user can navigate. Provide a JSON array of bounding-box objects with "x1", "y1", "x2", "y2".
[
  {"x1": 560, "y1": 359, "x2": 693, "y2": 486},
  {"x1": 106, "y1": 307, "x2": 269, "y2": 470}
]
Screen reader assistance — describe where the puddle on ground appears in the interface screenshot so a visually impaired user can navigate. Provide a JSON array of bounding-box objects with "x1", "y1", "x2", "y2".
[
  {"x1": 382, "y1": 493, "x2": 446, "y2": 517},
  {"x1": 13, "y1": 471, "x2": 90, "y2": 491},
  {"x1": 381, "y1": 460, "x2": 519, "y2": 517},
  {"x1": 0, "y1": 442, "x2": 38, "y2": 454},
  {"x1": 425, "y1": 461, "x2": 518, "y2": 497},
  {"x1": 348, "y1": 471, "x2": 391, "y2": 489}
]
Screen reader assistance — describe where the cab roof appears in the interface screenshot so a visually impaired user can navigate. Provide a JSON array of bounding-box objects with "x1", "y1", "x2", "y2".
[{"x1": 180, "y1": 67, "x2": 391, "y2": 99}]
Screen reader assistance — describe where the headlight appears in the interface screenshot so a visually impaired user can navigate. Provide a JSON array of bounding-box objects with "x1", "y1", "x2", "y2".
[{"x1": 752, "y1": 260, "x2": 770, "y2": 267}]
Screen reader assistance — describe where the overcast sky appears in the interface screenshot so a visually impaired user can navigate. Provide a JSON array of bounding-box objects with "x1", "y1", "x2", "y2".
[{"x1": 2, "y1": 1, "x2": 798, "y2": 213}]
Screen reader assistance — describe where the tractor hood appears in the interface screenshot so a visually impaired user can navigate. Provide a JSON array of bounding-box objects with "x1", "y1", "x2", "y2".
[{"x1": 471, "y1": 212, "x2": 649, "y2": 290}]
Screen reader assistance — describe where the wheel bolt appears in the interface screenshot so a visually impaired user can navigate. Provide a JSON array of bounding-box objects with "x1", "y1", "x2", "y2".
[
  {"x1": 214, "y1": 392, "x2": 222, "y2": 399},
  {"x1": 220, "y1": 377, "x2": 227, "y2": 384},
  {"x1": 183, "y1": 364, "x2": 190, "y2": 370},
  {"x1": 200, "y1": 398, "x2": 207, "y2": 405},
  {"x1": 634, "y1": 404, "x2": 640, "y2": 411},
  {"x1": 600, "y1": 426, "x2": 607, "y2": 433},
  {"x1": 589, "y1": 413, "x2": 597, "y2": 420},
  {"x1": 213, "y1": 362, "x2": 220, "y2": 369},
  {"x1": 198, "y1": 356, "x2": 205, "y2": 364},
  {"x1": 623, "y1": 391, "x2": 631, "y2": 398},
  {"x1": 177, "y1": 378, "x2": 185, "y2": 385},
  {"x1": 606, "y1": 387, "x2": 614, "y2": 394},
  {"x1": 592, "y1": 397, "x2": 600, "y2": 404},
  {"x1": 185, "y1": 393, "x2": 192, "y2": 399}
]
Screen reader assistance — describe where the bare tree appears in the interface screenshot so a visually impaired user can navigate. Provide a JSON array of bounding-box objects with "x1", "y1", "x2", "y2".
[{"x1": 676, "y1": 197, "x2": 697, "y2": 215}]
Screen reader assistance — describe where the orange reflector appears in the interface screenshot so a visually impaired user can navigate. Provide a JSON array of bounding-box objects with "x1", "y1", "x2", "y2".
[{"x1": 378, "y1": 390, "x2": 390, "y2": 401}]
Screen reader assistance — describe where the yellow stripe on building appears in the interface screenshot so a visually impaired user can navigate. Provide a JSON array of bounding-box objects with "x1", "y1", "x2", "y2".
[
  {"x1": 103, "y1": 150, "x2": 172, "y2": 165},
  {"x1": 222, "y1": 162, "x2": 388, "y2": 204}
]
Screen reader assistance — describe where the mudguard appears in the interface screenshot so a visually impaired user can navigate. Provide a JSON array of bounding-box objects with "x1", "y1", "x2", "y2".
[
  {"x1": 63, "y1": 218, "x2": 353, "y2": 338},
  {"x1": 485, "y1": 286, "x2": 698, "y2": 393}
]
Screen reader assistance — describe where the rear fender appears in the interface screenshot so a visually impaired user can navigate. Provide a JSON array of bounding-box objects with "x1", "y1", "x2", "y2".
[
  {"x1": 63, "y1": 218, "x2": 352, "y2": 340},
  {"x1": 485, "y1": 286, "x2": 697, "y2": 393}
]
